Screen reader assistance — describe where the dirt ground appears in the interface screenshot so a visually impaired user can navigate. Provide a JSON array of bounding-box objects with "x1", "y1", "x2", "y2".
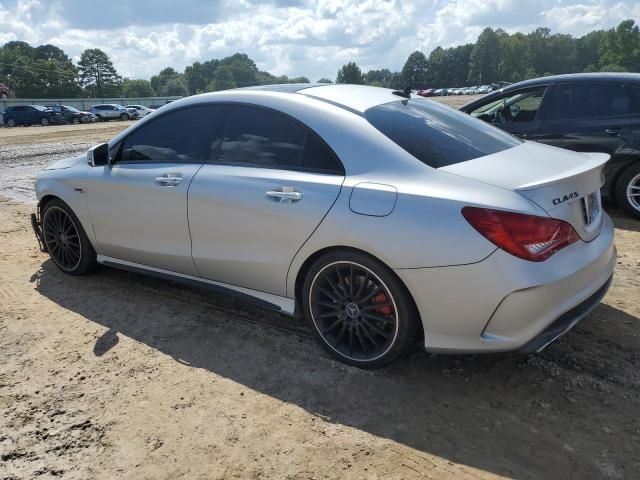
[{"x1": 1, "y1": 97, "x2": 639, "y2": 480}]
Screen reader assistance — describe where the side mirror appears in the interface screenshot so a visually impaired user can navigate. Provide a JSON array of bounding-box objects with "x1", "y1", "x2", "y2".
[{"x1": 87, "y1": 143, "x2": 110, "y2": 167}]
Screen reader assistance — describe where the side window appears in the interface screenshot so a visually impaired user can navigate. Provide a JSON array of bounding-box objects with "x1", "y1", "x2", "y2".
[
  {"x1": 216, "y1": 105, "x2": 344, "y2": 173},
  {"x1": 119, "y1": 105, "x2": 226, "y2": 163},
  {"x1": 625, "y1": 84, "x2": 640, "y2": 113},
  {"x1": 218, "y1": 106, "x2": 305, "y2": 168},
  {"x1": 301, "y1": 131, "x2": 344, "y2": 174},
  {"x1": 470, "y1": 87, "x2": 546, "y2": 125},
  {"x1": 547, "y1": 84, "x2": 631, "y2": 120}
]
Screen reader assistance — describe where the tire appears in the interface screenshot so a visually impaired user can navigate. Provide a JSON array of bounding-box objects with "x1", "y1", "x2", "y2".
[
  {"x1": 72, "y1": 117, "x2": 80, "y2": 124},
  {"x1": 95, "y1": 115, "x2": 102, "y2": 122},
  {"x1": 5, "y1": 118, "x2": 15, "y2": 127},
  {"x1": 120, "y1": 113, "x2": 129, "y2": 121},
  {"x1": 615, "y1": 163, "x2": 640, "y2": 219},
  {"x1": 40, "y1": 117, "x2": 49, "y2": 126},
  {"x1": 302, "y1": 250, "x2": 418, "y2": 369},
  {"x1": 41, "y1": 199, "x2": 97, "y2": 275}
]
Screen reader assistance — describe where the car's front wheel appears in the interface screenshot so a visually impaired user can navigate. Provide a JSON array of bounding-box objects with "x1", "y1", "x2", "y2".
[
  {"x1": 42, "y1": 199, "x2": 97, "y2": 275},
  {"x1": 302, "y1": 250, "x2": 418, "y2": 369},
  {"x1": 40, "y1": 117, "x2": 49, "y2": 126},
  {"x1": 615, "y1": 163, "x2": 640, "y2": 219},
  {"x1": 72, "y1": 117, "x2": 80, "y2": 124},
  {"x1": 120, "y1": 113, "x2": 129, "y2": 121}
]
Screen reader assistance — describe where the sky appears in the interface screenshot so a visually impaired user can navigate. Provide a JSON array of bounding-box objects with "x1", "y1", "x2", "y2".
[{"x1": 1, "y1": 0, "x2": 639, "y2": 81}]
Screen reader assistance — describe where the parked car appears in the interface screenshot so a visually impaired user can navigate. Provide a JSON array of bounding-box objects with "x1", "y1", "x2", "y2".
[
  {"x1": 0, "y1": 82, "x2": 11, "y2": 99},
  {"x1": 32, "y1": 84, "x2": 615, "y2": 368},
  {"x1": 125, "y1": 104, "x2": 154, "y2": 118},
  {"x1": 3, "y1": 105, "x2": 64, "y2": 127},
  {"x1": 90, "y1": 104, "x2": 135, "y2": 121},
  {"x1": 46, "y1": 105, "x2": 97, "y2": 124},
  {"x1": 416, "y1": 89, "x2": 434, "y2": 97},
  {"x1": 461, "y1": 73, "x2": 640, "y2": 218}
]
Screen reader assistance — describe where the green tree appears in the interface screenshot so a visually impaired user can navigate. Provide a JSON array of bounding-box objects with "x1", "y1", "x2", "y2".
[
  {"x1": 209, "y1": 65, "x2": 236, "y2": 91},
  {"x1": 122, "y1": 79, "x2": 156, "y2": 97},
  {"x1": 601, "y1": 20, "x2": 640, "y2": 71},
  {"x1": 161, "y1": 77, "x2": 188, "y2": 96},
  {"x1": 336, "y1": 62, "x2": 364, "y2": 84},
  {"x1": 401, "y1": 51, "x2": 428, "y2": 86},
  {"x1": 150, "y1": 67, "x2": 179, "y2": 94},
  {"x1": 365, "y1": 69, "x2": 393, "y2": 87},
  {"x1": 317, "y1": 78, "x2": 333, "y2": 83},
  {"x1": 468, "y1": 28, "x2": 501, "y2": 84},
  {"x1": 77, "y1": 48, "x2": 122, "y2": 97},
  {"x1": 0, "y1": 41, "x2": 79, "y2": 97}
]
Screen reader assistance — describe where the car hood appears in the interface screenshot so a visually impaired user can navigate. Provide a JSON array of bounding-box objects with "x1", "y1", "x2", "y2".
[{"x1": 45, "y1": 155, "x2": 84, "y2": 171}]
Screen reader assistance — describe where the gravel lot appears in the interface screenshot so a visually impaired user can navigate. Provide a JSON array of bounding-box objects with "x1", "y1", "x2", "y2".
[{"x1": 0, "y1": 97, "x2": 638, "y2": 480}]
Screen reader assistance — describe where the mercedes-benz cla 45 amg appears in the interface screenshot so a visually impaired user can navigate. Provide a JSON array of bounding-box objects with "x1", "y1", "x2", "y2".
[{"x1": 32, "y1": 84, "x2": 616, "y2": 368}]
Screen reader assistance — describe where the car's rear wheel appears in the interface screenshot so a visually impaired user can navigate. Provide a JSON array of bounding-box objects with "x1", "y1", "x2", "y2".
[
  {"x1": 302, "y1": 251, "x2": 418, "y2": 369},
  {"x1": 120, "y1": 113, "x2": 129, "y2": 121},
  {"x1": 40, "y1": 117, "x2": 49, "y2": 126},
  {"x1": 5, "y1": 118, "x2": 15, "y2": 127},
  {"x1": 615, "y1": 163, "x2": 640, "y2": 219},
  {"x1": 42, "y1": 199, "x2": 97, "y2": 275}
]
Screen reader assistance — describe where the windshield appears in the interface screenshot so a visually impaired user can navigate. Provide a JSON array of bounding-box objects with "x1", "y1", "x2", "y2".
[
  {"x1": 364, "y1": 98, "x2": 521, "y2": 168},
  {"x1": 65, "y1": 106, "x2": 81, "y2": 113},
  {"x1": 33, "y1": 105, "x2": 48, "y2": 111}
]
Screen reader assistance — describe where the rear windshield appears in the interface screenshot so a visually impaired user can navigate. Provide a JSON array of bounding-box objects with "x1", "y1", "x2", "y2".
[{"x1": 364, "y1": 98, "x2": 521, "y2": 168}]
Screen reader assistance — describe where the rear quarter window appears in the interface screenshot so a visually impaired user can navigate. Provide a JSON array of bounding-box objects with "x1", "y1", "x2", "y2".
[{"x1": 364, "y1": 98, "x2": 521, "y2": 168}]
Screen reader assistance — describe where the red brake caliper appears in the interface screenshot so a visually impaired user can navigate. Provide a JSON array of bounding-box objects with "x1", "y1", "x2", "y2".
[{"x1": 373, "y1": 292, "x2": 393, "y2": 316}]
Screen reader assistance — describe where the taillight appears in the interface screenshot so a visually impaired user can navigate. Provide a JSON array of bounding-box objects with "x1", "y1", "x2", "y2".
[{"x1": 462, "y1": 207, "x2": 580, "y2": 262}]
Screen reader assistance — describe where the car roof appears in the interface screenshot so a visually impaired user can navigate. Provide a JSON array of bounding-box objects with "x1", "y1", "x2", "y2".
[
  {"x1": 237, "y1": 83, "x2": 409, "y2": 113},
  {"x1": 502, "y1": 72, "x2": 640, "y2": 91}
]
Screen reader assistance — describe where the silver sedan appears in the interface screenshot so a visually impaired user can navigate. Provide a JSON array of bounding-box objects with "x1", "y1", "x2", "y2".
[{"x1": 32, "y1": 84, "x2": 616, "y2": 368}]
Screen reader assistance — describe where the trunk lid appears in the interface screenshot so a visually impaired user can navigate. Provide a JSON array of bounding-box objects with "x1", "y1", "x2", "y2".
[{"x1": 440, "y1": 141, "x2": 608, "y2": 241}]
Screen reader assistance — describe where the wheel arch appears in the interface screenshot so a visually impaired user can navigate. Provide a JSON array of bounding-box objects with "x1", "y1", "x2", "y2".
[{"x1": 292, "y1": 245, "x2": 424, "y2": 342}]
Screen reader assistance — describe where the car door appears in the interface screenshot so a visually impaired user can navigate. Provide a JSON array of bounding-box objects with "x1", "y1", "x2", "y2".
[
  {"x1": 189, "y1": 104, "x2": 345, "y2": 296},
  {"x1": 85, "y1": 104, "x2": 226, "y2": 275},
  {"x1": 537, "y1": 82, "x2": 639, "y2": 156},
  {"x1": 466, "y1": 86, "x2": 550, "y2": 140}
]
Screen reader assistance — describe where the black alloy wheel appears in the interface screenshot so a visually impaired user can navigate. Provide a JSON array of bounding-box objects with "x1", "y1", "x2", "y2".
[
  {"x1": 42, "y1": 200, "x2": 97, "y2": 275},
  {"x1": 303, "y1": 252, "x2": 418, "y2": 368}
]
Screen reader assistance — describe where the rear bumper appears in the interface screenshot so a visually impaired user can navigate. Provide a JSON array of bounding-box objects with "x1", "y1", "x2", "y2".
[
  {"x1": 517, "y1": 274, "x2": 612, "y2": 353},
  {"x1": 396, "y1": 214, "x2": 616, "y2": 353}
]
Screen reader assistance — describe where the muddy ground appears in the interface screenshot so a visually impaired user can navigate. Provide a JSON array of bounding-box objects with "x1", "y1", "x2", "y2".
[{"x1": 0, "y1": 99, "x2": 639, "y2": 480}]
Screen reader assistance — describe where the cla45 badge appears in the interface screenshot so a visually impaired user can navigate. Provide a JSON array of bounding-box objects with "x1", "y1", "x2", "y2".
[{"x1": 553, "y1": 192, "x2": 579, "y2": 206}]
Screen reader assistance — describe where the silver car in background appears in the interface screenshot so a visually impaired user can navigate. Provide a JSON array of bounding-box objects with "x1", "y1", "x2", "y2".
[{"x1": 32, "y1": 84, "x2": 615, "y2": 368}]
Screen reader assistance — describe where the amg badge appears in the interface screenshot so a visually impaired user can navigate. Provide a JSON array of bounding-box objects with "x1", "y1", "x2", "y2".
[{"x1": 552, "y1": 192, "x2": 579, "y2": 206}]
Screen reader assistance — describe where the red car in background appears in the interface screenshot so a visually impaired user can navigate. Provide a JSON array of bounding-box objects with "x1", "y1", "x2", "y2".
[
  {"x1": 0, "y1": 83, "x2": 11, "y2": 99},
  {"x1": 416, "y1": 89, "x2": 434, "y2": 97}
]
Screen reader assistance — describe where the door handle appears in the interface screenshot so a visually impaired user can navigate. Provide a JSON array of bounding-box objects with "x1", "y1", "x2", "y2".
[
  {"x1": 605, "y1": 127, "x2": 630, "y2": 136},
  {"x1": 155, "y1": 173, "x2": 183, "y2": 186},
  {"x1": 265, "y1": 187, "x2": 303, "y2": 203}
]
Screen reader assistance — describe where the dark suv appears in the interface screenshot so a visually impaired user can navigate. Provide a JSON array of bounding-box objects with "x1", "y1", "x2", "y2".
[
  {"x1": 2, "y1": 105, "x2": 64, "y2": 127},
  {"x1": 45, "y1": 105, "x2": 97, "y2": 124},
  {"x1": 461, "y1": 73, "x2": 640, "y2": 218}
]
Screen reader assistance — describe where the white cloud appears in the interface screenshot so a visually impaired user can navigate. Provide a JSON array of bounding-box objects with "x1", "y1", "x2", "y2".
[{"x1": 0, "y1": 0, "x2": 638, "y2": 81}]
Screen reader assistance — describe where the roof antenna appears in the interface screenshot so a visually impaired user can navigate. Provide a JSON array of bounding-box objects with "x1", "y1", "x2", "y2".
[{"x1": 392, "y1": 85, "x2": 412, "y2": 99}]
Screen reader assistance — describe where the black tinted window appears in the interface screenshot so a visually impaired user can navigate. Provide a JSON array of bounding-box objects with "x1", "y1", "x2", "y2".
[
  {"x1": 120, "y1": 105, "x2": 225, "y2": 163},
  {"x1": 217, "y1": 106, "x2": 343, "y2": 173},
  {"x1": 365, "y1": 99, "x2": 521, "y2": 168},
  {"x1": 548, "y1": 84, "x2": 631, "y2": 120},
  {"x1": 302, "y1": 132, "x2": 344, "y2": 173}
]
